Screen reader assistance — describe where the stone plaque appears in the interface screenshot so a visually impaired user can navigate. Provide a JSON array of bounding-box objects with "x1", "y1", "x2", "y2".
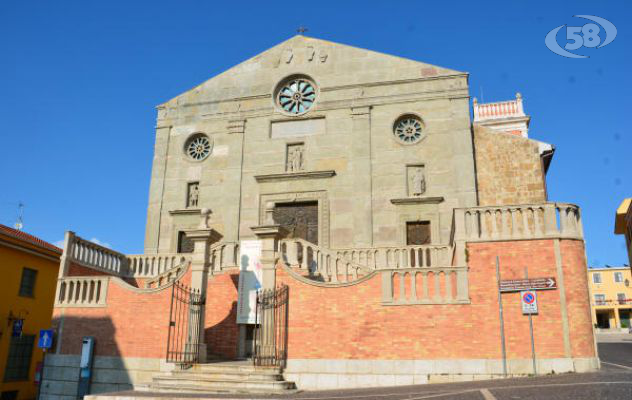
[{"x1": 271, "y1": 118, "x2": 325, "y2": 139}]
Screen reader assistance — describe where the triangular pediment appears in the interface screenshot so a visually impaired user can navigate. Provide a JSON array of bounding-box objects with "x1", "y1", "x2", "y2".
[{"x1": 161, "y1": 35, "x2": 465, "y2": 107}]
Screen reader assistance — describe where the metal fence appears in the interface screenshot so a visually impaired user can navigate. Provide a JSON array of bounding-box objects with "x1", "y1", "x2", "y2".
[
  {"x1": 253, "y1": 285, "x2": 289, "y2": 367},
  {"x1": 166, "y1": 281, "x2": 204, "y2": 364}
]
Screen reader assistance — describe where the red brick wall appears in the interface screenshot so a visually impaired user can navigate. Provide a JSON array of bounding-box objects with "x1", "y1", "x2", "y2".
[
  {"x1": 53, "y1": 270, "x2": 192, "y2": 358},
  {"x1": 276, "y1": 239, "x2": 595, "y2": 360},
  {"x1": 205, "y1": 272, "x2": 240, "y2": 359},
  {"x1": 67, "y1": 262, "x2": 111, "y2": 277}
]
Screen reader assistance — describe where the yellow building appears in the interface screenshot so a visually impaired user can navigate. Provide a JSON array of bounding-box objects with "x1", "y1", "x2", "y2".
[
  {"x1": 0, "y1": 224, "x2": 60, "y2": 400},
  {"x1": 615, "y1": 198, "x2": 632, "y2": 271},
  {"x1": 588, "y1": 265, "x2": 632, "y2": 331}
]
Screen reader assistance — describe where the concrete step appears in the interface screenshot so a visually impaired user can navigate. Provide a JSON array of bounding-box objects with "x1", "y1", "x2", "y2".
[{"x1": 189, "y1": 362, "x2": 280, "y2": 373}]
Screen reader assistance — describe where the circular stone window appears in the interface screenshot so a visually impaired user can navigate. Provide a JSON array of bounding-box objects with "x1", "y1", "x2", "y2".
[
  {"x1": 276, "y1": 76, "x2": 317, "y2": 115},
  {"x1": 393, "y1": 115, "x2": 425, "y2": 145},
  {"x1": 184, "y1": 134, "x2": 212, "y2": 161}
]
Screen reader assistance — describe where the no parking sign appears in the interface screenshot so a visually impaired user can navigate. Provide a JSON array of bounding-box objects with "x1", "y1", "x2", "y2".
[{"x1": 521, "y1": 290, "x2": 538, "y2": 315}]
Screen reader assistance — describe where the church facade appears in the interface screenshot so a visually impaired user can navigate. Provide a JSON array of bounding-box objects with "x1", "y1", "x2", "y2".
[{"x1": 40, "y1": 36, "x2": 597, "y2": 398}]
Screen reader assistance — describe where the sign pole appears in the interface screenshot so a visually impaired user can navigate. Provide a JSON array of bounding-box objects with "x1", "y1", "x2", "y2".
[
  {"x1": 496, "y1": 256, "x2": 508, "y2": 377},
  {"x1": 525, "y1": 267, "x2": 537, "y2": 375}
]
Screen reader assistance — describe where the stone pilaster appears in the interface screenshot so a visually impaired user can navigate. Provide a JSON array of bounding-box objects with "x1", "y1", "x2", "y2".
[
  {"x1": 183, "y1": 209, "x2": 221, "y2": 362},
  {"x1": 351, "y1": 106, "x2": 373, "y2": 247}
]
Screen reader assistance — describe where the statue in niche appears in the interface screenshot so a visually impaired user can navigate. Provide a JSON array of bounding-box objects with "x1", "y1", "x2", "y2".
[
  {"x1": 411, "y1": 167, "x2": 426, "y2": 197},
  {"x1": 287, "y1": 145, "x2": 304, "y2": 172},
  {"x1": 188, "y1": 183, "x2": 199, "y2": 208}
]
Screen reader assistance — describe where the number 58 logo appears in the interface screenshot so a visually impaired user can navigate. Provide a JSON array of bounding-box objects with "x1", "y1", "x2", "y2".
[{"x1": 545, "y1": 15, "x2": 617, "y2": 58}]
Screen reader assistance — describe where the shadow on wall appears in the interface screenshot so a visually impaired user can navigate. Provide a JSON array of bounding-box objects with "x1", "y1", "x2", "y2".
[
  {"x1": 40, "y1": 316, "x2": 132, "y2": 399},
  {"x1": 205, "y1": 274, "x2": 240, "y2": 360}
]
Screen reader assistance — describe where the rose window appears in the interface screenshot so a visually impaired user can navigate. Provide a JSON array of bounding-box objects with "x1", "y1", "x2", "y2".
[
  {"x1": 185, "y1": 134, "x2": 212, "y2": 161},
  {"x1": 393, "y1": 116, "x2": 424, "y2": 144},
  {"x1": 277, "y1": 78, "x2": 316, "y2": 115}
]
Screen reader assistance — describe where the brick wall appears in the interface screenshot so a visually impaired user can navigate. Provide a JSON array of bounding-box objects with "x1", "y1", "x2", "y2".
[
  {"x1": 205, "y1": 272, "x2": 240, "y2": 359},
  {"x1": 276, "y1": 238, "x2": 594, "y2": 360},
  {"x1": 52, "y1": 270, "x2": 192, "y2": 358},
  {"x1": 474, "y1": 124, "x2": 547, "y2": 206},
  {"x1": 67, "y1": 262, "x2": 111, "y2": 277}
]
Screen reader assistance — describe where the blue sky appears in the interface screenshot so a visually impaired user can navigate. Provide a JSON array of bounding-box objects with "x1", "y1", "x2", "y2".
[{"x1": 0, "y1": 1, "x2": 630, "y2": 266}]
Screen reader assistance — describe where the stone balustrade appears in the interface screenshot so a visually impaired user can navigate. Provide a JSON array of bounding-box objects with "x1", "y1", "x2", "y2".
[
  {"x1": 279, "y1": 238, "x2": 371, "y2": 284},
  {"x1": 126, "y1": 253, "x2": 191, "y2": 277},
  {"x1": 65, "y1": 233, "x2": 127, "y2": 275},
  {"x1": 335, "y1": 245, "x2": 452, "y2": 270},
  {"x1": 453, "y1": 202, "x2": 583, "y2": 243},
  {"x1": 55, "y1": 277, "x2": 109, "y2": 307},
  {"x1": 381, "y1": 267, "x2": 469, "y2": 305},
  {"x1": 473, "y1": 94, "x2": 524, "y2": 121},
  {"x1": 209, "y1": 242, "x2": 239, "y2": 273}
]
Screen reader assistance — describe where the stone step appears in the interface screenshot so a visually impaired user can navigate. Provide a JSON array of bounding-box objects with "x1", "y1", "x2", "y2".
[
  {"x1": 158, "y1": 370, "x2": 284, "y2": 382},
  {"x1": 189, "y1": 363, "x2": 281, "y2": 374},
  {"x1": 151, "y1": 379, "x2": 296, "y2": 393}
]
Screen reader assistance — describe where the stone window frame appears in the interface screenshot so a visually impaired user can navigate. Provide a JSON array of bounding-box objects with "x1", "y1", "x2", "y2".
[
  {"x1": 593, "y1": 273, "x2": 602, "y2": 284},
  {"x1": 182, "y1": 132, "x2": 213, "y2": 163},
  {"x1": 259, "y1": 191, "x2": 329, "y2": 249},
  {"x1": 398, "y1": 212, "x2": 440, "y2": 246},
  {"x1": 391, "y1": 113, "x2": 427, "y2": 146},
  {"x1": 614, "y1": 272, "x2": 624, "y2": 283},
  {"x1": 272, "y1": 74, "x2": 319, "y2": 117}
]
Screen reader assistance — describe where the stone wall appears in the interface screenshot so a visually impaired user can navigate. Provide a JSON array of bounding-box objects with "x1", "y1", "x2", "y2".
[{"x1": 474, "y1": 124, "x2": 547, "y2": 206}]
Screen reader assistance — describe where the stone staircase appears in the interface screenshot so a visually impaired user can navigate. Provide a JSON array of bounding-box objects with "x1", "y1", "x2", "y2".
[{"x1": 151, "y1": 362, "x2": 297, "y2": 395}]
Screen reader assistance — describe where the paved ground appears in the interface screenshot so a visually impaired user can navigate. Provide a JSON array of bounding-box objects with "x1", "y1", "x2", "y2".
[{"x1": 90, "y1": 334, "x2": 632, "y2": 400}]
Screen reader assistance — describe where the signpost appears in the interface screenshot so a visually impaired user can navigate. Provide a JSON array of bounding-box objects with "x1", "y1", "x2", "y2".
[
  {"x1": 521, "y1": 290, "x2": 538, "y2": 315},
  {"x1": 499, "y1": 277, "x2": 556, "y2": 292},
  {"x1": 36, "y1": 329, "x2": 54, "y2": 400},
  {"x1": 496, "y1": 260, "x2": 557, "y2": 377}
]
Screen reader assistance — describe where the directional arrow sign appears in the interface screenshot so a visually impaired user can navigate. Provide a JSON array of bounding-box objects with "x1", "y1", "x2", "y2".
[
  {"x1": 38, "y1": 329, "x2": 54, "y2": 349},
  {"x1": 499, "y1": 277, "x2": 557, "y2": 292}
]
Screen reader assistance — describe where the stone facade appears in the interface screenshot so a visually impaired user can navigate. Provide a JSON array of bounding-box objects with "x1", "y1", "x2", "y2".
[
  {"x1": 40, "y1": 36, "x2": 598, "y2": 397},
  {"x1": 144, "y1": 35, "x2": 477, "y2": 254}
]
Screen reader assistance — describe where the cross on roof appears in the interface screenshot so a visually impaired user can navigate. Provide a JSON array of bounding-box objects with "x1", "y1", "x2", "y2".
[{"x1": 297, "y1": 26, "x2": 308, "y2": 34}]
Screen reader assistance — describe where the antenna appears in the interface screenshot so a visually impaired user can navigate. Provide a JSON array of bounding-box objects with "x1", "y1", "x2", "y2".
[
  {"x1": 296, "y1": 26, "x2": 308, "y2": 35},
  {"x1": 14, "y1": 202, "x2": 24, "y2": 230}
]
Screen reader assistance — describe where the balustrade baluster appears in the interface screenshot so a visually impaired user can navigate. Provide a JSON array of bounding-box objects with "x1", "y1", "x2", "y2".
[
  {"x1": 399, "y1": 272, "x2": 406, "y2": 303},
  {"x1": 411, "y1": 272, "x2": 417, "y2": 301},
  {"x1": 434, "y1": 273, "x2": 441, "y2": 301},
  {"x1": 422, "y1": 271, "x2": 429, "y2": 300},
  {"x1": 522, "y1": 208, "x2": 530, "y2": 238},
  {"x1": 445, "y1": 270, "x2": 453, "y2": 301}
]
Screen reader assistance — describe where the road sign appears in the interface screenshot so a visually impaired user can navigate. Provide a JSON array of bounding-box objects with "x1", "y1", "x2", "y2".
[
  {"x1": 500, "y1": 277, "x2": 556, "y2": 292},
  {"x1": 38, "y1": 329, "x2": 54, "y2": 349},
  {"x1": 12, "y1": 319, "x2": 23, "y2": 337},
  {"x1": 521, "y1": 290, "x2": 538, "y2": 314}
]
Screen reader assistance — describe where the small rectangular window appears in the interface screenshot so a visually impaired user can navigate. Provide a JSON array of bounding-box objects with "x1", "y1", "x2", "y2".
[
  {"x1": 1, "y1": 391, "x2": 19, "y2": 400},
  {"x1": 593, "y1": 273, "x2": 602, "y2": 284},
  {"x1": 18, "y1": 268, "x2": 37, "y2": 297},
  {"x1": 3, "y1": 335, "x2": 35, "y2": 382},
  {"x1": 617, "y1": 293, "x2": 627, "y2": 305},
  {"x1": 177, "y1": 231, "x2": 194, "y2": 254},
  {"x1": 614, "y1": 272, "x2": 624, "y2": 283},
  {"x1": 594, "y1": 294, "x2": 606, "y2": 305}
]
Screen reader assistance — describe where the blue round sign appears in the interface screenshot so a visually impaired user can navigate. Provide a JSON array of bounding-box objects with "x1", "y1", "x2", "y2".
[{"x1": 523, "y1": 292, "x2": 535, "y2": 304}]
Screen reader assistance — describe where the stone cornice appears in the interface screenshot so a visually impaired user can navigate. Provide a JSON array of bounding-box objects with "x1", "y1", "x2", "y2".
[
  {"x1": 254, "y1": 170, "x2": 336, "y2": 183},
  {"x1": 390, "y1": 196, "x2": 445, "y2": 205},
  {"x1": 168, "y1": 208, "x2": 201, "y2": 216}
]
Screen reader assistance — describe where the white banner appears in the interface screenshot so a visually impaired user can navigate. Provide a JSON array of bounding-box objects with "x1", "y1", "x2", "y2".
[{"x1": 236, "y1": 240, "x2": 263, "y2": 324}]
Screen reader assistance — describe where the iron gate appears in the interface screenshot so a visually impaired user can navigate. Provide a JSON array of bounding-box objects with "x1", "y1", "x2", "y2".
[
  {"x1": 253, "y1": 284, "x2": 289, "y2": 367},
  {"x1": 166, "y1": 281, "x2": 204, "y2": 364}
]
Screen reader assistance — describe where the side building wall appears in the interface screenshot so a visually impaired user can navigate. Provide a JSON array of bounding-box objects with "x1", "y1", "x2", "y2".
[{"x1": 473, "y1": 124, "x2": 547, "y2": 206}]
